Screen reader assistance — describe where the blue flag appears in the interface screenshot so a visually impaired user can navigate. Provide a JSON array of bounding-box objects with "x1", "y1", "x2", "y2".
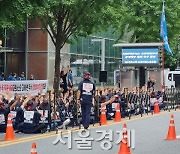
[{"x1": 160, "y1": 2, "x2": 173, "y2": 56}]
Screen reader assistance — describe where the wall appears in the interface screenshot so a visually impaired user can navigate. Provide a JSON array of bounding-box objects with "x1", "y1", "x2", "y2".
[{"x1": 27, "y1": 19, "x2": 48, "y2": 80}]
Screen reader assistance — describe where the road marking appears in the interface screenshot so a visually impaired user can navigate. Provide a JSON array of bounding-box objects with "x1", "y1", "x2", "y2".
[
  {"x1": 176, "y1": 135, "x2": 180, "y2": 139},
  {"x1": 0, "y1": 110, "x2": 179, "y2": 147}
]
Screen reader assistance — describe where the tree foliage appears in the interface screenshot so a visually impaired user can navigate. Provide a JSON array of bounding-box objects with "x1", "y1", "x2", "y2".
[
  {"x1": 1, "y1": 0, "x2": 180, "y2": 88},
  {"x1": 28, "y1": 0, "x2": 124, "y2": 95},
  {"x1": 115, "y1": 0, "x2": 180, "y2": 69},
  {"x1": 0, "y1": 0, "x2": 32, "y2": 36},
  {"x1": 0, "y1": 0, "x2": 124, "y2": 95}
]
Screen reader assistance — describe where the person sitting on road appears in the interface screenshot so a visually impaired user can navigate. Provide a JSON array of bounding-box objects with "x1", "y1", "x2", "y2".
[
  {"x1": 0, "y1": 91, "x2": 19, "y2": 133},
  {"x1": 15, "y1": 94, "x2": 42, "y2": 134},
  {"x1": 36, "y1": 98, "x2": 50, "y2": 133}
]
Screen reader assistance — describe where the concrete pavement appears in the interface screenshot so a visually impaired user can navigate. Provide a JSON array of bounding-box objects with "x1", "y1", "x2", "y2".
[{"x1": 0, "y1": 110, "x2": 180, "y2": 154}]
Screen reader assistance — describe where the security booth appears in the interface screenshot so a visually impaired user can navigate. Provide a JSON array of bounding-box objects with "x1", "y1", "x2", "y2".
[{"x1": 113, "y1": 43, "x2": 163, "y2": 90}]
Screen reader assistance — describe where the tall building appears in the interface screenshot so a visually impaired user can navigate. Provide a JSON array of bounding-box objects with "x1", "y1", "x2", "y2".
[{"x1": 0, "y1": 19, "x2": 121, "y2": 87}]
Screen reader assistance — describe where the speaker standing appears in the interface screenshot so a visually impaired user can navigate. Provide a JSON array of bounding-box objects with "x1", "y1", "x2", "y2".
[{"x1": 77, "y1": 71, "x2": 96, "y2": 129}]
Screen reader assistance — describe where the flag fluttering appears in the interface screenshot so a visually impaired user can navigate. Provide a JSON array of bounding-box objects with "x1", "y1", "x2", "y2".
[{"x1": 160, "y1": 2, "x2": 173, "y2": 56}]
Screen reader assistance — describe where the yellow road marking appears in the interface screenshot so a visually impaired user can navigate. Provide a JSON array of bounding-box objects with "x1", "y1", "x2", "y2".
[{"x1": 0, "y1": 110, "x2": 179, "y2": 147}]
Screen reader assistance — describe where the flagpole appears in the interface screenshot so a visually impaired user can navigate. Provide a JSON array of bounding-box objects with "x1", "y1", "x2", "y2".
[
  {"x1": 160, "y1": 0, "x2": 173, "y2": 91},
  {"x1": 162, "y1": 38, "x2": 165, "y2": 90},
  {"x1": 161, "y1": 1, "x2": 165, "y2": 91}
]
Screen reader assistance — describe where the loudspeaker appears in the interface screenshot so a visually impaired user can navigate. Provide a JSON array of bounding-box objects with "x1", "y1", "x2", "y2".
[{"x1": 99, "y1": 71, "x2": 107, "y2": 82}]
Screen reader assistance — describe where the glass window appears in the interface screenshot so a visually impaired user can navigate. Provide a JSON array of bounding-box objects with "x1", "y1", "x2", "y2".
[
  {"x1": 77, "y1": 38, "x2": 82, "y2": 54},
  {"x1": 70, "y1": 42, "x2": 77, "y2": 54},
  {"x1": 92, "y1": 43, "x2": 101, "y2": 56},
  {"x1": 82, "y1": 38, "x2": 89, "y2": 55},
  {"x1": 7, "y1": 31, "x2": 26, "y2": 51},
  {"x1": 88, "y1": 56, "x2": 94, "y2": 77},
  {"x1": 69, "y1": 35, "x2": 122, "y2": 86},
  {"x1": 109, "y1": 40, "x2": 114, "y2": 57},
  {"x1": 0, "y1": 53, "x2": 4, "y2": 73},
  {"x1": 70, "y1": 54, "x2": 83, "y2": 85},
  {"x1": 106, "y1": 58, "x2": 114, "y2": 85},
  {"x1": 114, "y1": 46, "x2": 122, "y2": 58},
  {"x1": 94, "y1": 56, "x2": 100, "y2": 84},
  {"x1": 82, "y1": 55, "x2": 89, "y2": 72}
]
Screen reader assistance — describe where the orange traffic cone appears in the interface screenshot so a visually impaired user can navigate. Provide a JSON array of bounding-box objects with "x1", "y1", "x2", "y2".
[
  {"x1": 154, "y1": 100, "x2": 160, "y2": 114},
  {"x1": 100, "y1": 107, "x2": 107, "y2": 125},
  {"x1": 4, "y1": 114, "x2": 15, "y2": 141},
  {"x1": 165, "y1": 114, "x2": 177, "y2": 140},
  {"x1": 118, "y1": 123, "x2": 131, "y2": 154},
  {"x1": 114, "y1": 103, "x2": 122, "y2": 122},
  {"x1": 31, "y1": 143, "x2": 38, "y2": 154}
]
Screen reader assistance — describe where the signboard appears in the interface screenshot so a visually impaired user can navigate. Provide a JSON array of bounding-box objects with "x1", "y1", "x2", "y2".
[
  {"x1": 0, "y1": 80, "x2": 48, "y2": 96},
  {"x1": 122, "y1": 48, "x2": 159, "y2": 65}
]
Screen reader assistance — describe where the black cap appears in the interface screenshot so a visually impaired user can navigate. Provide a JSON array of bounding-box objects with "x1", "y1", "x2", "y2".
[
  {"x1": 83, "y1": 71, "x2": 91, "y2": 79},
  {"x1": 27, "y1": 100, "x2": 33, "y2": 106}
]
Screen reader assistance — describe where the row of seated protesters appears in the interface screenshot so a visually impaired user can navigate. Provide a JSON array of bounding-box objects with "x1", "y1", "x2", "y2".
[
  {"x1": 0, "y1": 90, "x2": 77, "y2": 134},
  {"x1": 97, "y1": 86, "x2": 164, "y2": 119},
  {"x1": 0, "y1": 87, "x2": 164, "y2": 134}
]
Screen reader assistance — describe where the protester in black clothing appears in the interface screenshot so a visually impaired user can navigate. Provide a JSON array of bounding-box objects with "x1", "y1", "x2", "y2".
[
  {"x1": 60, "y1": 67, "x2": 68, "y2": 94},
  {"x1": 147, "y1": 77, "x2": 156, "y2": 91},
  {"x1": 77, "y1": 71, "x2": 95, "y2": 129},
  {"x1": 15, "y1": 95, "x2": 41, "y2": 134},
  {"x1": 0, "y1": 92, "x2": 25, "y2": 133}
]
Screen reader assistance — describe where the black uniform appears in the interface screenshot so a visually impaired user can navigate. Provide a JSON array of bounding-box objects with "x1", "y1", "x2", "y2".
[
  {"x1": 16, "y1": 100, "x2": 41, "y2": 134},
  {"x1": 78, "y1": 78, "x2": 95, "y2": 129}
]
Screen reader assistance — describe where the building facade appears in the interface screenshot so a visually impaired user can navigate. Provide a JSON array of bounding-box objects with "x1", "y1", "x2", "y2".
[{"x1": 0, "y1": 19, "x2": 122, "y2": 87}]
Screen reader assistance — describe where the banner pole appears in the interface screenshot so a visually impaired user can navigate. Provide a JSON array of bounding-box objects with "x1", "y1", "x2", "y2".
[{"x1": 162, "y1": 40, "x2": 165, "y2": 90}]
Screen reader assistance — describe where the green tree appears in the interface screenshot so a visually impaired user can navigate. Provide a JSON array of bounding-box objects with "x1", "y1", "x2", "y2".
[
  {"x1": 0, "y1": 0, "x2": 32, "y2": 37},
  {"x1": 115, "y1": 0, "x2": 180, "y2": 69},
  {"x1": 2, "y1": 0, "x2": 180, "y2": 90},
  {"x1": 29, "y1": 0, "x2": 123, "y2": 96}
]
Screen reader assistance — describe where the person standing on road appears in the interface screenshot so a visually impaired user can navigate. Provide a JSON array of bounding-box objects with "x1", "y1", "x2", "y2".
[{"x1": 77, "y1": 71, "x2": 95, "y2": 129}]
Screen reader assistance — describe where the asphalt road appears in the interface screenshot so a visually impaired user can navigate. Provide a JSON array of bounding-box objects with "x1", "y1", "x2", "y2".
[{"x1": 1, "y1": 110, "x2": 180, "y2": 154}]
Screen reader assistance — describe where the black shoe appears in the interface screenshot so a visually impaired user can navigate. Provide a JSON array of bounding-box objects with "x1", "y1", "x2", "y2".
[{"x1": 84, "y1": 126, "x2": 89, "y2": 130}]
